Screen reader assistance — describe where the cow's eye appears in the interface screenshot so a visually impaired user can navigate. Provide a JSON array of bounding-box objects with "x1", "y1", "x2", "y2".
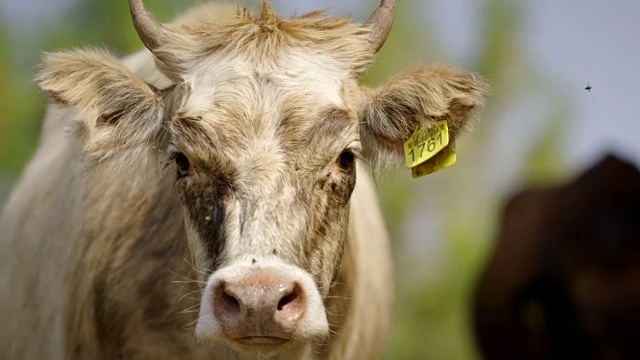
[
  {"x1": 337, "y1": 150, "x2": 355, "y2": 171},
  {"x1": 172, "y1": 152, "x2": 191, "y2": 177}
]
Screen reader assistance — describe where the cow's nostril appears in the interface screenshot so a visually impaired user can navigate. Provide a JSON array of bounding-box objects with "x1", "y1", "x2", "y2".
[
  {"x1": 277, "y1": 282, "x2": 303, "y2": 313},
  {"x1": 217, "y1": 283, "x2": 241, "y2": 315},
  {"x1": 278, "y1": 291, "x2": 296, "y2": 311}
]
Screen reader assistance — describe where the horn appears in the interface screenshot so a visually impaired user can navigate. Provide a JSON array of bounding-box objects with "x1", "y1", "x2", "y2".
[
  {"x1": 129, "y1": 0, "x2": 169, "y2": 53},
  {"x1": 364, "y1": 0, "x2": 396, "y2": 52}
]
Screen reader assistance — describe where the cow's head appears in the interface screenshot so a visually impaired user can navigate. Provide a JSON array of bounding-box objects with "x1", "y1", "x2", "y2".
[{"x1": 36, "y1": 0, "x2": 488, "y2": 356}]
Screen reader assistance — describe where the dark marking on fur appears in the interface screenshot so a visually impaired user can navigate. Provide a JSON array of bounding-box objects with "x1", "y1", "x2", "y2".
[
  {"x1": 297, "y1": 165, "x2": 356, "y2": 292},
  {"x1": 92, "y1": 270, "x2": 109, "y2": 344},
  {"x1": 97, "y1": 109, "x2": 126, "y2": 127},
  {"x1": 179, "y1": 177, "x2": 230, "y2": 269},
  {"x1": 317, "y1": 222, "x2": 328, "y2": 237}
]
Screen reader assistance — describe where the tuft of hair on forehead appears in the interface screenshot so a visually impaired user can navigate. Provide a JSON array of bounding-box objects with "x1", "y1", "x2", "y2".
[{"x1": 153, "y1": 1, "x2": 376, "y2": 78}]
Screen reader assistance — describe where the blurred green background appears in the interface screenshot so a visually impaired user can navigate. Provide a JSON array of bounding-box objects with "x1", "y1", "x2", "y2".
[{"x1": 1, "y1": 0, "x2": 637, "y2": 358}]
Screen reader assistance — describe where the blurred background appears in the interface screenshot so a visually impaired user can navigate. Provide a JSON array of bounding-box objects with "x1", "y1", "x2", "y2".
[{"x1": 1, "y1": 0, "x2": 639, "y2": 358}]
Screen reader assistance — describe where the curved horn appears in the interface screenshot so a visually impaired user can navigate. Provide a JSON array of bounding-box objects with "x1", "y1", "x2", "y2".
[
  {"x1": 364, "y1": 0, "x2": 396, "y2": 52},
  {"x1": 129, "y1": 0, "x2": 169, "y2": 52}
]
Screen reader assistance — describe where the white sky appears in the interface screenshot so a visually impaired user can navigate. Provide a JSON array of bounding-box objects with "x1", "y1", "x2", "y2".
[
  {"x1": 530, "y1": 0, "x2": 640, "y2": 168},
  {"x1": 438, "y1": 0, "x2": 640, "y2": 170}
]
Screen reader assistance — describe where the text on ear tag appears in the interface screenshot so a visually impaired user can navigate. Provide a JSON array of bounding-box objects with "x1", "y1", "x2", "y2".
[
  {"x1": 403, "y1": 120, "x2": 449, "y2": 168},
  {"x1": 411, "y1": 144, "x2": 456, "y2": 178}
]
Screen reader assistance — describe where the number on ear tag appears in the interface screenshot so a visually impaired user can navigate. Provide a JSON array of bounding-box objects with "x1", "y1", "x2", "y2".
[
  {"x1": 403, "y1": 121, "x2": 449, "y2": 168},
  {"x1": 411, "y1": 144, "x2": 456, "y2": 178}
]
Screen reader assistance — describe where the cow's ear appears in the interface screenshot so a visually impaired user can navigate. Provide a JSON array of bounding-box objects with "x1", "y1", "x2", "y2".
[
  {"x1": 36, "y1": 48, "x2": 165, "y2": 159},
  {"x1": 360, "y1": 64, "x2": 489, "y2": 168}
]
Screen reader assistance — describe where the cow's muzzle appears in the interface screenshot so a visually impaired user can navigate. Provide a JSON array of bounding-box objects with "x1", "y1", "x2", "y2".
[{"x1": 195, "y1": 261, "x2": 329, "y2": 351}]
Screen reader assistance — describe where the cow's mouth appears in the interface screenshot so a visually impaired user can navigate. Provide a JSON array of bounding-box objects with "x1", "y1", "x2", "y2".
[{"x1": 235, "y1": 336, "x2": 289, "y2": 346}]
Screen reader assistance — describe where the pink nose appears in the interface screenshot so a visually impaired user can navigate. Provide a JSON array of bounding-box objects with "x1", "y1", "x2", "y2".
[{"x1": 212, "y1": 270, "x2": 307, "y2": 344}]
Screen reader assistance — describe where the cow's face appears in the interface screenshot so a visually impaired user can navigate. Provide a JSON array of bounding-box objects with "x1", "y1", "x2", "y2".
[
  {"x1": 166, "y1": 48, "x2": 362, "y2": 351},
  {"x1": 36, "y1": 0, "x2": 488, "y2": 355}
]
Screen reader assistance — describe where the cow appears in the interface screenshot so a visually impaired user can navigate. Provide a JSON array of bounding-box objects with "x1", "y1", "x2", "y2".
[
  {"x1": 473, "y1": 154, "x2": 640, "y2": 360},
  {"x1": 0, "y1": 1, "x2": 489, "y2": 359}
]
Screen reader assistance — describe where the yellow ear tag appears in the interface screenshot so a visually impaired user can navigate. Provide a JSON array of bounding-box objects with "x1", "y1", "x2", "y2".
[
  {"x1": 403, "y1": 120, "x2": 457, "y2": 178},
  {"x1": 411, "y1": 144, "x2": 456, "y2": 178}
]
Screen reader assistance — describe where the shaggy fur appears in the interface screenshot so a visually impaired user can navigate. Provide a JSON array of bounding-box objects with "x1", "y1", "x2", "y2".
[
  {"x1": 362, "y1": 65, "x2": 489, "y2": 168},
  {"x1": 1, "y1": 2, "x2": 489, "y2": 359}
]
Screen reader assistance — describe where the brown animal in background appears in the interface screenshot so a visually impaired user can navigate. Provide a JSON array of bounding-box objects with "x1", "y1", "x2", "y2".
[
  {"x1": 0, "y1": 1, "x2": 488, "y2": 359},
  {"x1": 474, "y1": 154, "x2": 640, "y2": 360}
]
